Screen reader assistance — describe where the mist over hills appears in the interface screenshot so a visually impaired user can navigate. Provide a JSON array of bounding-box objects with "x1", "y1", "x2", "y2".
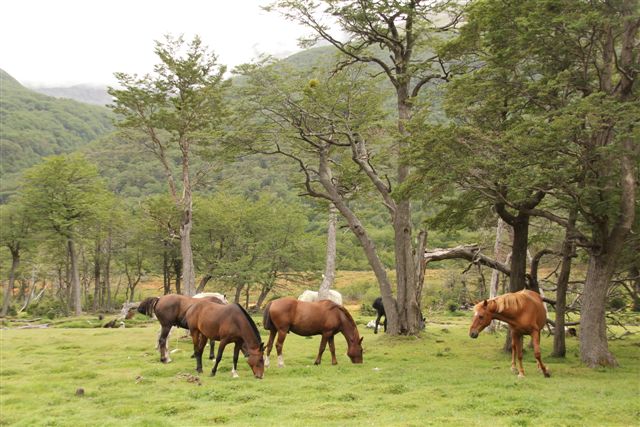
[{"x1": 30, "y1": 84, "x2": 113, "y2": 106}]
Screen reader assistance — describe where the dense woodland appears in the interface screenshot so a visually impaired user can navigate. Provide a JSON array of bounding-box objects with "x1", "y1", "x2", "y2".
[{"x1": 0, "y1": 0, "x2": 638, "y2": 369}]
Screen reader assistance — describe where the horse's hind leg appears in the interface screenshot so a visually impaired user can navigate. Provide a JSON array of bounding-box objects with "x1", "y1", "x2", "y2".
[
  {"x1": 374, "y1": 314, "x2": 381, "y2": 334},
  {"x1": 532, "y1": 330, "x2": 550, "y2": 378},
  {"x1": 159, "y1": 325, "x2": 173, "y2": 363},
  {"x1": 264, "y1": 329, "x2": 276, "y2": 368}
]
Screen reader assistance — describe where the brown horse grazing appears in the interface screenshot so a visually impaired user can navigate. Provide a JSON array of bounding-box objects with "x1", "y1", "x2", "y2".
[
  {"x1": 469, "y1": 289, "x2": 550, "y2": 378},
  {"x1": 185, "y1": 301, "x2": 264, "y2": 379},
  {"x1": 137, "y1": 294, "x2": 225, "y2": 363},
  {"x1": 262, "y1": 297, "x2": 363, "y2": 368}
]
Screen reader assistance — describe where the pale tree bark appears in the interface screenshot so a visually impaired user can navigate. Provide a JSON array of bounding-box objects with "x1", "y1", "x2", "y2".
[
  {"x1": 318, "y1": 204, "x2": 337, "y2": 300},
  {"x1": 68, "y1": 238, "x2": 82, "y2": 316},
  {"x1": 488, "y1": 218, "x2": 506, "y2": 332}
]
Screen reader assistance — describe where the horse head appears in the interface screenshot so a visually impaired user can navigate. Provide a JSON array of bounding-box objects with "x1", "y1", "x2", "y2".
[
  {"x1": 469, "y1": 300, "x2": 493, "y2": 338},
  {"x1": 347, "y1": 336, "x2": 364, "y2": 364},
  {"x1": 247, "y1": 342, "x2": 265, "y2": 379}
]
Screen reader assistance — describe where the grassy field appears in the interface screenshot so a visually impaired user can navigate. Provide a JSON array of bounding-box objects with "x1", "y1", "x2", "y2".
[{"x1": 1, "y1": 311, "x2": 638, "y2": 427}]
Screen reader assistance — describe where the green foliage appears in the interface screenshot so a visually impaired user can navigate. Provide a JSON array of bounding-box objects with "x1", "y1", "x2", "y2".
[{"x1": 19, "y1": 154, "x2": 110, "y2": 239}]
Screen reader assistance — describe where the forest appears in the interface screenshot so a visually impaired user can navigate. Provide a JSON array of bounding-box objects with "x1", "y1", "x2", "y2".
[{"x1": 1, "y1": 0, "x2": 638, "y2": 377}]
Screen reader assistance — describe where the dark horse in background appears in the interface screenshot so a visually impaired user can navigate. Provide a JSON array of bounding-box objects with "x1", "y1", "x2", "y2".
[
  {"x1": 137, "y1": 293, "x2": 225, "y2": 363},
  {"x1": 185, "y1": 300, "x2": 264, "y2": 379},
  {"x1": 469, "y1": 289, "x2": 550, "y2": 378},
  {"x1": 263, "y1": 297, "x2": 363, "y2": 367},
  {"x1": 372, "y1": 297, "x2": 426, "y2": 334}
]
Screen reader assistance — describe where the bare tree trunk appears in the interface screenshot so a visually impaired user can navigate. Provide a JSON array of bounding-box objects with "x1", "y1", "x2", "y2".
[
  {"x1": 234, "y1": 284, "x2": 243, "y2": 304},
  {"x1": 318, "y1": 204, "x2": 337, "y2": 300},
  {"x1": 68, "y1": 238, "x2": 82, "y2": 316},
  {"x1": 553, "y1": 211, "x2": 577, "y2": 357},
  {"x1": 93, "y1": 240, "x2": 101, "y2": 311},
  {"x1": 180, "y1": 208, "x2": 196, "y2": 296},
  {"x1": 174, "y1": 258, "x2": 182, "y2": 295},
  {"x1": 629, "y1": 266, "x2": 640, "y2": 312},
  {"x1": 1, "y1": 248, "x2": 20, "y2": 316},
  {"x1": 580, "y1": 254, "x2": 619, "y2": 367},
  {"x1": 488, "y1": 218, "x2": 506, "y2": 332}
]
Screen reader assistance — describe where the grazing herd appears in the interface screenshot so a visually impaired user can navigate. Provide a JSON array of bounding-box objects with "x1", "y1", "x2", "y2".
[{"x1": 136, "y1": 288, "x2": 551, "y2": 379}]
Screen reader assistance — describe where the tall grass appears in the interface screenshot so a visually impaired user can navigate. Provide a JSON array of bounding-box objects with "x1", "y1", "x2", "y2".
[{"x1": 2, "y1": 311, "x2": 638, "y2": 426}]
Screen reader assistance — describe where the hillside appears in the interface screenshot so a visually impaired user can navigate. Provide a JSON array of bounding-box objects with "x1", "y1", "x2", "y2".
[{"x1": 0, "y1": 69, "x2": 114, "y2": 200}]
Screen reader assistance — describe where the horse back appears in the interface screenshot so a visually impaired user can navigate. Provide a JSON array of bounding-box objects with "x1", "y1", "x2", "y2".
[{"x1": 269, "y1": 297, "x2": 342, "y2": 336}]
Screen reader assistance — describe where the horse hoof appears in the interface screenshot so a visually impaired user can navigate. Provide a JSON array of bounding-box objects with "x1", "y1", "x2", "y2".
[
  {"x1": 544, "y1": 371, "x2": 551, "y2": 378},
  {"x1": 517, "y1": 373, "x2": 525, "y2": 379}
]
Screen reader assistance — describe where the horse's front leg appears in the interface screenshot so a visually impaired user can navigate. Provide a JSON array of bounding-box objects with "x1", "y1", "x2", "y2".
[
  {"x1": 314, "y1": 334, "x2": 329, "y2": 365},
  {"x1": 328, "y1": 335, "x2": 337, "y2": 365},
  {"x1": 211, "y1": 339, "x2": 229, "y2": 377},
  {"x1": 532, "y1": 329, "x2": 550, "y2": 378},
  {"x1": 510, "y1": 330, "x2": 518, "y2": 375},
  {"x1": 374, "y1": 314, "x2": 381, "y2": 334},
  {"x1": 515, "y1": 333, "x2": 525, "y2": 378},
  {"x1": 158, "y1": 325, "x2": 173, "y2": 363},
  {"x1": 191, "y1": 331, "x2": 207, "y2": 374},
  {"x1": 231, "y1": 343, "x2": 241, "y2": 378},
  {"x1": 208, "y1": 338, "x2": 216, "y2": 360}
]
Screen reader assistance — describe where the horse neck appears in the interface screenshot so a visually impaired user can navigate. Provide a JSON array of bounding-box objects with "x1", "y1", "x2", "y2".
[
  {"x1": 339, "y1": 310, "x2": 359, "y2": 344},
  {"x1": 489, "y1": 299, "x2": 517, "y2": 325}
]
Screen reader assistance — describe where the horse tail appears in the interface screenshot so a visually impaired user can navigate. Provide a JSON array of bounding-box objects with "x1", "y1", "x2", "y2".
[
  {"x1": 262, "y1": 302, "x2": 273, "y2": 331},
  {"x1": 137, "y1": 297, "x2": 159, "y2": 317}
]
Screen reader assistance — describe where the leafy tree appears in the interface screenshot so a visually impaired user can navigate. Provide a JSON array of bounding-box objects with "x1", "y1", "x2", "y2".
[
  {"x1": 410, "y1": 0, "x2": 639, "y2": 366},
  {"x1": 19, "y1": 154, "x2": 109, "y2": 315},
  {"x1": 266, "y1": 0, "x2": 463, "y2": 334},
  {"x1": 109, "y1": 35, "x2": 229, "y2": 296},
  {"x1": 0, "y1": 200, "x2": 32, "y2": 315}
]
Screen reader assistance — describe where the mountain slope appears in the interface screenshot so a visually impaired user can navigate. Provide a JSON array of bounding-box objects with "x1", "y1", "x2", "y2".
[{"x1": 0, "y1": 69, "x2": 114, "y2": 199}]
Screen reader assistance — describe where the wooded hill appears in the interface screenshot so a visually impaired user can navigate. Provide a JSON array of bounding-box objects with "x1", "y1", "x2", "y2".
[{"x1": 0, "y1": 70, "x2": 114, "y2": 200}]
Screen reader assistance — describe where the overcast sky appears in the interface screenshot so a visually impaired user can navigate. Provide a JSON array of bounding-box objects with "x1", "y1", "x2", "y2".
[{"x1": 1, "y1": 0, "x2": 315, "y2": 87}]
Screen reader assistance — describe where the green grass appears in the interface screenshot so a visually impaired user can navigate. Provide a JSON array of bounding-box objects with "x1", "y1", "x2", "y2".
[{"x1": 1, "y1": 313, "x2": 638, "y2": 426}]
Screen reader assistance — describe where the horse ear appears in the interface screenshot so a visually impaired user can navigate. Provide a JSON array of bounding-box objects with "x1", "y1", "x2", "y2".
[
  {"x1": 483, "y1": 300, "x2": 488, "y2": 307},
  {"x1": 359, "y1": 337, "x2": 364, "y2": 344}
]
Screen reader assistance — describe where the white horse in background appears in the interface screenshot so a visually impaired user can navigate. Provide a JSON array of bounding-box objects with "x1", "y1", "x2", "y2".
[
  {"x1": 297, "y1": 289, "x2": 343, "y2": 306},
  {"x1": 193, "y1": 292, "x2": 228, "y2": 304}
]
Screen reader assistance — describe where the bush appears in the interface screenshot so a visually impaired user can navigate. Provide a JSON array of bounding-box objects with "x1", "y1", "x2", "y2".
[
  {"x1": 27, "y1": 299, "x2": 69, "y2": 319},
  {"x1": 360, "y1": 302, "x2": 376, "y2": 316}
]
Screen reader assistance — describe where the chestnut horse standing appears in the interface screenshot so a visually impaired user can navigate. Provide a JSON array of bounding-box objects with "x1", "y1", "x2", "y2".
[
  {"x1": 137, "y1": 293, "x2": 225, "y2": 363},
  {"x1": 262, "y1": 297, "x2": 363, "y2": 367},
  {"x1": 469, "y1": 289, "x2": 550, "y2": 378},
  {"x1": 185, "y1": 301, "x2": 264, "y2": 379}
]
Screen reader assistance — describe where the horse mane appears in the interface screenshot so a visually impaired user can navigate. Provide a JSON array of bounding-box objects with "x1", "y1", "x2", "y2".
[
  {"x1": 234, "y1": 303, "x2": 262, "y2": 344},
  {"x1": 331, "y1": 303, "x2": 356, "y2": 325},
  {"x1": 493, "y1": 291, "x2": 527, "y2": 313},
  {"x1": 137, "y1": 297, "x2": 158, "y2": 317}
]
